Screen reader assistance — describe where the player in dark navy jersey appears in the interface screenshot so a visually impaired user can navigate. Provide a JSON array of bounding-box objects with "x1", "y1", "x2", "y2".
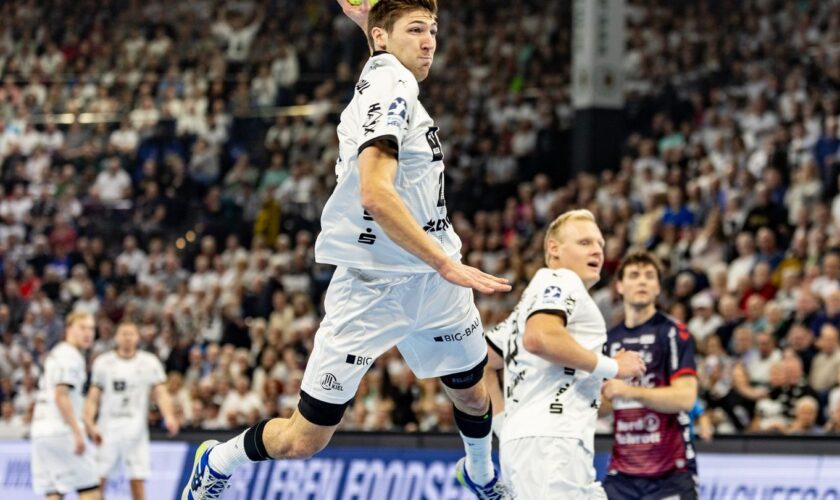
[{"x1": 601, "y1": 251, "x2": 699, "y2": 500}]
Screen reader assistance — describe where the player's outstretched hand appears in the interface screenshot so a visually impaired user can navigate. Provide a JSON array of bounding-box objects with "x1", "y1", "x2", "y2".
[
  {"x1": 336, "y1": 0, "x2": 372, "y2": 31},
  {"x1": 437, "y1": 260, "x2": 511, "y2": 294},
  {"x1": 614, "y1": 349, "x2": 646, "y2": 379}
]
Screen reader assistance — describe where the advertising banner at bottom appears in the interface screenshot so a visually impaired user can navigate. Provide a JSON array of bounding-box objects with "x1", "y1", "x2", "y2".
[
  {"x1": 698, "y1": 453, "x2": 840, "y2": 500},
  {"x1": 0, "y1": 440, "x2": 188, "y2": 500},
  {"x1": 2, "y1": 440, "x2": 840, "y2": 499}
]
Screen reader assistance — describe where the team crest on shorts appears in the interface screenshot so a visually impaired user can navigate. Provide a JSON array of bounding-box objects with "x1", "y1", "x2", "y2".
[{"x1": 320, "y1": 373, "x2": 343, "y2": 391}]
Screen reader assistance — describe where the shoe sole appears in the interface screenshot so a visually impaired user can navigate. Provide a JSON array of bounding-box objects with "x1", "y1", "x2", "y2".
[{"x1": 180, "y1": 439, "x2": 219, "y2": 500}]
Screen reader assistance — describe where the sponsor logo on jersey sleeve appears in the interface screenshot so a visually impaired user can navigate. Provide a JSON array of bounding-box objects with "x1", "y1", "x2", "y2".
[
  {"x1": 386, "y1": 97, "x2": 408, "y2": 127},
  {"x1": 543, "y1": 285, "x2": 563, "y2": 303}
]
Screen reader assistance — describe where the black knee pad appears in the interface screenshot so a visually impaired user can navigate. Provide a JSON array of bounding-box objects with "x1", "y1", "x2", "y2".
[
  {"x1": 440, "y1": 355, "x2": 488, "y2": 389},
  {"x1": 298, "y1": 390, "x2": 349, "y2": 426}
]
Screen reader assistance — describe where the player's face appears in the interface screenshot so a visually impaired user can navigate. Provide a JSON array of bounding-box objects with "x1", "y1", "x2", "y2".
[
  {"x1": 385, "y1": 10, "x2": 437, "y2": 81},
  {"x1": 617, "y1": 263, "x2": 661, "y2": 308},
  {"x1": 550, "y1": 220, "x2": 605, "y2": 288},
  {"x1": 68, "y1": 316, "x2": 95, "y2": 349},
  {"x1": 115, "y1": 325, "x2": 139, "y2": 355}
]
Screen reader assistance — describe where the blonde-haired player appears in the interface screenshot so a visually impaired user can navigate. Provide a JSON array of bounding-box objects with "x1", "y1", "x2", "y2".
[
  {"x1": 31, "y1": 311, "x2": 102, "y2": 500},
  {"x1": 84, "y1": 321, "x2": 179, "y2": 500},
  {"x1": 484, "y1": 209, "x2": 646, "y2": 499}
]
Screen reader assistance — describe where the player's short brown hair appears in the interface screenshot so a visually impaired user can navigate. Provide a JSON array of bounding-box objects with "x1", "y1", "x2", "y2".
[
  {"x1": 616, "y1": 250, "x2": 663, "y2": 282},
  {"x1": 366, "y1": 0, "x2": 438, "y2": 49}
]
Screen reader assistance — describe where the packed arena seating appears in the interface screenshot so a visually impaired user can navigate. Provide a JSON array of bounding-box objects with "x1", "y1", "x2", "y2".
[{"x1": 1, "y1": 0, "x2": 840, "y2": 439}]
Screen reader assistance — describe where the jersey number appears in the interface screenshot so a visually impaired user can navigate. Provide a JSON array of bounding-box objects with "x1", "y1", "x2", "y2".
[{"x1": 113, "y1": 380, "x2": 126, "y2": 392}]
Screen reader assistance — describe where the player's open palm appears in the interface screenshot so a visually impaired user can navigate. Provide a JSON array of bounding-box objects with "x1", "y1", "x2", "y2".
[
  {"x1": 614, "y1": 349, "x2": 646, "y2": 378},
  {"x1": 438, "y1": 260, "x2": 511, "y2": 294},
  {"x1": 336, "y1": 0, "x2": 372, "y2": 31}
]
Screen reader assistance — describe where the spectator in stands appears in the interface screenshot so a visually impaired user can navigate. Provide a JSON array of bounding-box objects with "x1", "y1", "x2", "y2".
[{"x1": 810, "y1": 324, "x2": 840, "y2": 394}]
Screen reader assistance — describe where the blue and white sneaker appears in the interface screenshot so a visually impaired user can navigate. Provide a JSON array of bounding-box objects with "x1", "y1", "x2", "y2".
[
  {"x1": 181, "y1": 440, "x2": 231, "y2": 500},
  {"x1": 455, "y1": 457, "x2": 513, "y2": 499}
]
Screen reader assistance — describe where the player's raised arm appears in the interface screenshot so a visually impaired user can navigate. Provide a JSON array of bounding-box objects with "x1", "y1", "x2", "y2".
[{"x1": 336, "y1": 0, "x2": 374, "y2": 35}]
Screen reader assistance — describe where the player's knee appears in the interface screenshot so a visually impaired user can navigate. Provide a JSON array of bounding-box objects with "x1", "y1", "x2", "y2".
[
  {"x1": 287, "y1": 435, "x2": 330, "y2": 460},
  {"x1": 451, "y1": 387, "x2": 489, "y2": 414},
  {"x1": 441, "y1": 356, "x2": 489, "y2": 412}
]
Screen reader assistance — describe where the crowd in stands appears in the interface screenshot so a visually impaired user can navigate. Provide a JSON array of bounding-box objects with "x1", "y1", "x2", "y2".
[{"x1": 2, "y1": 0, "x2": 840, "y2": 440}]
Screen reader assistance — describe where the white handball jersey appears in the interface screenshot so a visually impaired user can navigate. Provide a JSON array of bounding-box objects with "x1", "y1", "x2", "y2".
[
  {"x1": 91, "y1": 351, "x2": 166, "y2": 436},
  {"x1": 486, "y1": 268, "x2": 607, "y2": 453},
  {"x1": 31, "y1": 342, "x2": 87, "y2": 438},
  {"x1": 315, "y1": 51, "x2": 461, "y2": 272}
]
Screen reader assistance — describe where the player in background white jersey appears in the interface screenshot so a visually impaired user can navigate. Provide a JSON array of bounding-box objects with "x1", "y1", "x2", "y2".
[
  {"x1": 484, "y1": 210, "x2": 646, "y2": 499},
  {"x1": 30, "y1": 311, "x2": 102, "y2": 500},
  {"x1": 181, "y1": 2, "x2": 512, "y2": 499},
  {"x1": 83, "y1": 321, "x2": 179, "y2": 500}
]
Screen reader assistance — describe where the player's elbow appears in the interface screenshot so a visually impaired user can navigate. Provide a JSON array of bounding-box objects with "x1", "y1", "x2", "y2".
[
  {"x1": 673, "y1": 391, "x2": 696, "y2": 413},
  {"x1": 359, "y1": 177, "x2": 394, "y2": 216},
  {"x1": 522, "y1": 329, "x2": 543, "y2": 355},
  {"x1": 360, "y1": 186, "x2": 384, "y2": 215}
]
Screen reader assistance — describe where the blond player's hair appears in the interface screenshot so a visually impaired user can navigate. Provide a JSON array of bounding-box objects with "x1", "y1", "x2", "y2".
[
  {"x1": 65, "y1": 311, "x2": 94, "y2": 328},
  {"x1": 543, "y1": 209, "x2": 597, "y2": 265}
]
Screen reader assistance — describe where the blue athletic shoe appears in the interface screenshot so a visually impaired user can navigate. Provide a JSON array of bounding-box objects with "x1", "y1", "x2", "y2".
[
  {"x1": 181, "y1": 440, "x2": 231, "y2": 500},
  {"x1": 455, "y1": 457, "x2": 513, "y2": 499}
]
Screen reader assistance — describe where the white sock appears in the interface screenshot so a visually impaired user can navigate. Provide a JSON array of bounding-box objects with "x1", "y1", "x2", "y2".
[
  {"x1": 208, "y1": 430, "x2": 253, "y2": 476},
  {"x1": 461, "y1": 432, "x2": 495, "y2": 485}
]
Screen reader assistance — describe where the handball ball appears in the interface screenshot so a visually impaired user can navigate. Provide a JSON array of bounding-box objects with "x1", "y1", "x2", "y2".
[{"x1": 348, "y1": 0, "x2": 379, "y2": 5}]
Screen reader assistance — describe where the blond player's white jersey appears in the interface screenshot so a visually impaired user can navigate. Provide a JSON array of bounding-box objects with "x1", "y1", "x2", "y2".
[
  {"x1": 31, "y1": 342, "x2": 87, "y2": 438},
  {"x1": 486, "y1": 268, "x2": 607, "y2": 453},
  {"x1": 315, "y1": 51, "x2": 461, "y2": 272},
  {"x1": 91, "y1": 350, "x2": 166, "y2": 436}
]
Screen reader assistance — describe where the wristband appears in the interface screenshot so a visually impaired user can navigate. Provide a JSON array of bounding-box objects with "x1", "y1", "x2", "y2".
[{"x1": 592, "y1": 355, "x2": 619, "y2": 379}]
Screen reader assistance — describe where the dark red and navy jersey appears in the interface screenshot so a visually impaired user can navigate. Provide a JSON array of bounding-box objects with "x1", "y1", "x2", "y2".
[{"x1": 606, "y1": 311, "x2": 698, "y2": 478}]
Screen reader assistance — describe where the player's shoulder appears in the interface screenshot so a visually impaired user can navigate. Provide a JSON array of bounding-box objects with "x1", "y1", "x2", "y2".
[
  {"x1": 138, "y1": 350, "x2": 163, "y2": 366},
  {"x1": 653, "y1": 311, "x2": 692, "y2": 343},
  {"x1": 92, "y1": 350, "x2": 115, "y2": 369},
  {"x1": 52, "y1": 342, "x2": 82, "y2": 362},
  {"x1": 365, "y1": 52, "x2": 418, "y2": 90},
  {"x1": 531, "y1": 267, "x2": 583, "y2": 288},
  {"x1": 657, "y1": 311, "x2": 687, "y2": 332},
  {"x1": 97, "y1": 350, "x2": 118, "y2": 361}
]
